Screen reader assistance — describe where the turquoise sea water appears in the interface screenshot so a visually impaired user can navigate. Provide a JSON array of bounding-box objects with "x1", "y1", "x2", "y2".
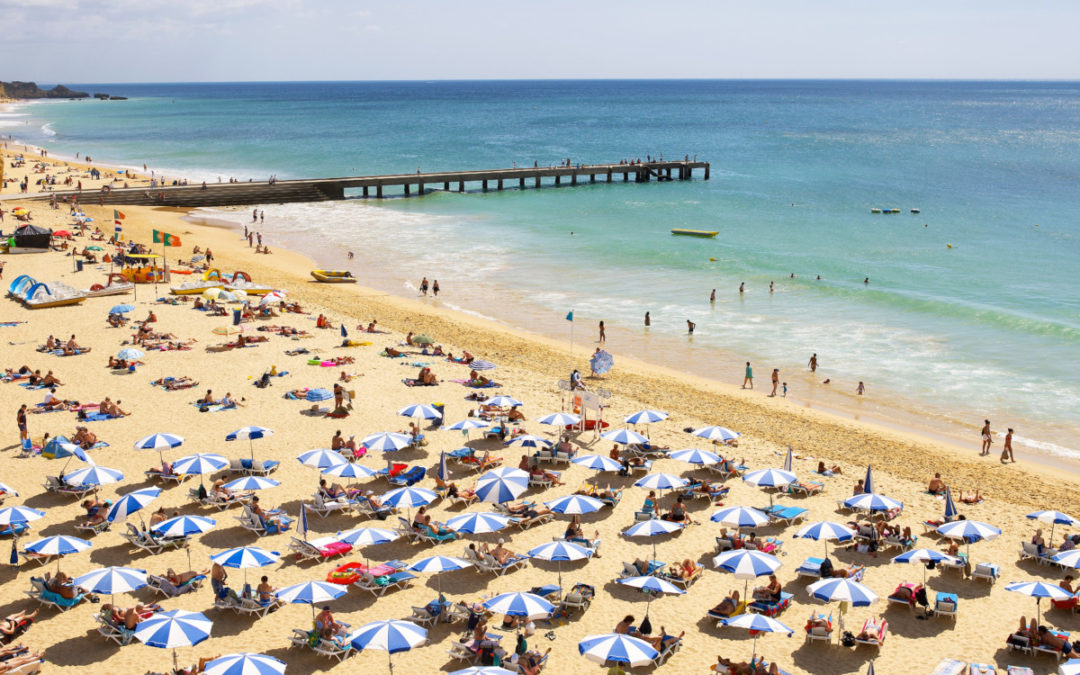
[{"x1": 5, "y1": 80, "x2": 1080, "y2": 460}]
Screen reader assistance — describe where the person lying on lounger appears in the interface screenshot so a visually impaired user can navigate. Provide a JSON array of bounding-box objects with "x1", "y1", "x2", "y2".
[
  {"x1": 0, "y1": 610, "x2": 37, "y2": 640},
  {"x1": 667, "y1": 558, "x2": 702, "y2": 581},
  {"x1": 101, "y1": 603, "x2": 160, "y2": 630},
  {"x1": 318, "y1": 479, "x2": 347, "y2": 500},
  {"x1": 384, "y1": 346, "x2": 404, "y2": 357},
  {"x1": 481, "y1": 539, "x2": 516, "y2": 565},
  {"x1": 856, "y1": 617, "x2": 885, "y2": 641},
  {"x1": 165, "y1": 568, "x2": 209, "y2": 587},
  {"x1": 72, "y1": 426, "x2": 97, "y2": 449},
  {"x1": 710, "y1": 590, "x2": 741, "y2": 617},
  {"x1": 44, "y1": 571, "x2": 91, "y2": 600}
]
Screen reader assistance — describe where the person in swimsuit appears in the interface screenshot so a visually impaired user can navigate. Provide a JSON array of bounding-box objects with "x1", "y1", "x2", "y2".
[
  {"x1": 980, "y1": 419, "x2": 992, "y2": 456},
  {"x1": 742, "y1": 362, "x2": 753, "y2": 389}
]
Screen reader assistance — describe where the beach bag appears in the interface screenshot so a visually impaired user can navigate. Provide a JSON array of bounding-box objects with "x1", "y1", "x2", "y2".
[
  {"x1": 516, "y1": 633, "x2": 527, "y2": 655},
  {"x1": 841, "y1": 631, "x2": 856, "y2": 647},
  {"x1": 639, "y1": 615, "x2": 653, "y2": 635}
]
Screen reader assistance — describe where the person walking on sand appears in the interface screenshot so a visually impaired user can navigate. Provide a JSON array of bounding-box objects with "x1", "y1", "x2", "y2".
[
  {"x1": 856, "y1": 381, "x2": 865, "y2": 395},
  {"x1": 1001, "y1": 428, "x2": 1015, "y2": 463},
  {"x1": 686, "y1": 319, "x2": 694, "y2": 334},
  {"x1": 17, "y1": 404, "x2": 28, "y2": 443},
  {"x1": 980, "y1": 419, "x2": 992, "y2": 456},
  {"x1": 644, "y1": 312, "x2": 650, "y2": 327},
  {"x1": 598, "y1": 321, "x2": 606, "y2": 343},
  {"x1": 769, "y1": 369, "x2": 779, "y2": 397},
  {"x1": 782, "y1": 382, "x2": 787, "y2": 397},
  {"x1": 419, "y1": 277, "x2": 429, "y2": 296},
  {"x1": 742, "y1": 362, "x2": 753, "y2": 389},
  {"x1": 808, "y1": 353, "x2": 818, "y2": 373}
]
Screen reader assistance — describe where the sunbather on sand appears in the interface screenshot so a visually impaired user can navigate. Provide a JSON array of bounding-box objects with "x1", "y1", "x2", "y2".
[
  {"x1": 661, "y1": 496, "x2": 691, "y2": 523},
  {"x1": 716, "y1": 655, "x2": 778, "y2": 675},
  {"x1": 828, "y1": 563, "x2": 865, "y2": 578},
  {"x1": 710, "y1": 590, "x2": 741, "y2": 617},
  {"x1": 72, "y1": 426, "x2": 97, "y2": 449},
  {"x1": 0, "y1": 652, "x2": 45, "y2": 673},
  {"x1": 927, "y1": 473, "x2": 947, "y2": 495},
  {"x1": 40, "y1": 388, "x2": 65, "y2": 411},
  {"x1": 153, "y1": 376, "x2": 198, "y2": 390},
  {"x1": 959, "y1": 490, "x2": 982, "y2": 504},
  {"x1": 417, "y1": 367, "x2": 438, "y2": 385},
  {"x1": 384, "y1": 346, "x2": 404, "y2": 357},
  {"x1": 40, "y1": 371, "x2": 62, "y2": 387}
]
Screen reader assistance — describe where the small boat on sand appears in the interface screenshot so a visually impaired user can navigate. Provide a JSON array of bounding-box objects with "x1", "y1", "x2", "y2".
[
  {"x1": 82, "y1": 273, "x2": 134, "y2": 298},
  {"x1": 170, "y1": 280, "x2": 225, "y2": 295},
  {"x1": 671, "y1": 229, "x2": 719, "y2": 238},
  {"x1": 311, "y1": 270, "x2": 356, "y2": 283}
]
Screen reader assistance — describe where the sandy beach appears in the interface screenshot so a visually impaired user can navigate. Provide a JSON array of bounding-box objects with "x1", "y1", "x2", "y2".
[{"x1": 1, "y1": 147, "x2": 1078, "y2": 674}]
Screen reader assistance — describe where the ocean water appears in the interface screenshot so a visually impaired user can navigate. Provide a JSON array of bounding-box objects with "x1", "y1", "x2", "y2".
[{"x1": 5, "y1": 80, "x2": 1080, "y2": 460}]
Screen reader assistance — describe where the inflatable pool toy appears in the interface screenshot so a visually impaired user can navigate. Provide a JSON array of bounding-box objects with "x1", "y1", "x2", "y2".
[
  {"x1": 671, "y1": 229, "x2": 718, "y2": 238},
  {"x1": 311, "y1": 270, "x2": 356, "y2": 283}
]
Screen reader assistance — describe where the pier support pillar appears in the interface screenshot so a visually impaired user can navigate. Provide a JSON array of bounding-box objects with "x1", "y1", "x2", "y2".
[
  {"x1": 404, "y1": 184, "x2": 410, "y2": 196},
  {"x1": 458, "y1": 181, "x2": 464, "y2": 192},
  {"x1": 444, "y1": 181, "x2": 450, "y2": 191},
  {"x1": 362, "y1": 186, "x2": 369, "y2": 198},
  {"x1": 704, "y1": 163, "x2": 710, "y2": 180},
  {"x1": 623, "y1": 172, "x2": 628, "y2": 182},
  {"x1": 555, "y1": 176, "x2": 561, "y2": 186},
  {"x1": 519, "y1": 177, "x2": 525, "y2": 188},
  {"x1": 535, "y1": 176, "x2": 541, "y2": 188},
  {"x1": 607, "y1": 170, "x2": 612, "y2": 183},
  {"x1": 419, "y1": 183, "x2": 425, "y2": 195},
  {"x1": 666, "y1": 168, "x2": 672, "y2": 179},
  {"x1": 376, "y1": 185, "x2": 383, "y2": 198},
  {"x1": 590, "y1": 173, "x2": 595, "y2": 183},
  {"x1": 497, "y1": 179, "x2": 503, "y2": 191},
  {"x1": 482, "y1": 180, "x2": 488, "y2": 192},
  {"x1": 571, "y1": 174, "x2": 577, "y2": 186}
]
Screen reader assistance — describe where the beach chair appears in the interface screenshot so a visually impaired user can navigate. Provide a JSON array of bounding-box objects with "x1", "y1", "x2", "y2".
[
  {"x1": 415, "y1": 523, "x2": 457, "y2": 545},
  {"x1": 388, "y1": 466, "x2": 426, "y2": 487},
  {"x1": 353, "y1": 496, "x2": 394, "y2": 520},
  {"x1": 95, "y1": 612, "x2": 136, "y2": 645},
  {"x1": 715, "y1": 536, "x2": 735, "y2": 553},
  {"x1": 887, "y1": 583, "x2": 921, "y2": 610},
  {"x1": 242, "y1": 459, "x2": 280, "y2": 476},
  {"x1": 144, "y1": 467, "x2": 187, "y2": 485},
  {"x1": 665, "y1": 565, "x2": 703, "y2": 590},
  {"x1": 410, "y1": 605, "x2": 440, "y2": 628},
  {"x1": 881, "y1": 533, "x2": 915, "y2": 551},
  {"x1": 749, "y1": 591, "x2": 793, "y2": 617},
  {"x1": 929, "y1": 660, "x2": 969, "y2": 675},
  {"x1": 972, "y1": 562, "x2": 999, "y2": 584},
  {"x1": 288, "y1": 628, "x2": 352, "y2": 661},
  {"x1": 619, "y1": 560, "x2": 664, "y2": 579},
  {"x1": 306, "y1": 492, "x2": 351, "y2": 518},
  {"x1": 528, "y1": 471, "x2": 560, "y2": 489},
  {"x1": 42, "y1": 475, "x2": 95, "y2": 499},
  {"x1": 967, "y1": 664, "x2": 996, "y2": 675},
  {"x1": 788, "y1": 480, "x2": 824, "y2": 497},
  {"x1": 216, "y1": 586, "x2": 281, "y2": 618},
  {"x1": 446, "y1": 641, "x2": 480, "y2": 663},
  {"x1": 353, "y1": 570, "x2": 416, "y2": 597},
  {"x1": 477, "y1": 552, "x2": 528, "y2": 576},
  {"x1": 147, "y1": 574, "x2": 204, "y2": 597},
  {"x1": 288, "y1": 536, "x2": 352, "y2": 562},
  {"x1": 853, "y1": 618, "x2": 887, "y2": 648},
  {"x1": 1019, "y1": 541, "x2": 1058, "y2": 566},
  {"x1": 767, "y1": 505, "x2": 807, "y2": 525},
  {"x1": 513, "y1": 511, "x2": 554, "y2": 530},
  {"x1": 796, "y1": 557, "x2": 824, "y2": 581},
  {"x1": 25, "y1": 577, "x2": 87, "y2": 611},
  {"x1": 235, "y1": 505, "x2": 267, "y2": 535},
  {"x1": 854, "y1": 523, "x2": 876, "y2": 543},
  {"x1": 74, "y1": 518, "x2": 111, "y2": 536},
  {"x1": 558, "y1": 583, "x2": 594, "y2": 617},
  {"x1": 804, "y1": 612, "x2": 833, "y2": 644},
  {"x1": 651, "y1": 635, "x2": 682, "y2": 666},
  {"x1": 3, "y1": 659, "x2": 42, "y2": 675},
  {"x1": 1006, "y1": 632, "x2": 1033, "y2": 655},
  {"x1": 447, "y1": 490, "x2": 479, "y2": 508},
  {"x1": 710, "y1": 600, "x2": 749, "y2": 627},
  {"x1": 934, "y1": 592, "x2": 958, "y2": 620},
  {"x1": 835, "y1": 498, "x2": 854, "y2": 513},
  {"x1": 1033, "y1": 628, "x2": 1070, "y2": 660}
]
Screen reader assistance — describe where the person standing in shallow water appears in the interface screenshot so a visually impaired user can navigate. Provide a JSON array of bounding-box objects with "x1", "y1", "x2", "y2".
[
  {"x1": 686, "y1": 320, "x2": 694, "y2": 334},
  {"x1": 644, "y1": 312, "x2": 650, "y2": 327},
  {"x1": 770, "y1": 369, "x2": 779, "y2": 397},
  {"x1": 742, "y1": 362, "x2": 753, "y2": 389},
  {"x1": 808, "y1": 353, "x2": 818, "y2": 373},
  {"x1": 432, "y1": 280, "x2": 440, "y2": 297},
  {"x1": 856, "y1": 381, "x2": 865, "y2": 395},
  {"x1": 710, "y1": 289, "x2": 716, "y2": 303},
  {"x1": 419, "y1": 277, "x2": 428, "y2": 296}
]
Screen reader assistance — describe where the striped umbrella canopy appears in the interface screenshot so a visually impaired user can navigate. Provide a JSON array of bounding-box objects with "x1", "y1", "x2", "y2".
[
  {"x1": 304, "y1": 389, "x2": 333, "y2": 402},
  {"x1": 527, "y1": 540, "x2": 592, "y2": 588},
  {"x1": 117, "y1": 348, "x2": 145, "y2": 360},
  {"x1": 361, "y1": 432, "x2": 412, "y2": 452},
  {"x1": 0, "y1": 482, "x2": 17, "y2": 497},
  {"x1": 297, "y1": 448, "x2": 348, "y2": 470},
  {"x1": 571, "y1": 454, "x2": 622, "y2": 472},
  {"x1": 936, "y1": 520, "x2": 1001, "y2": 546},
  {"x1": 807, "y1": 578, "x2": 878, "y2": 607},
  {"x1": 669, "y1": 448, "x2": 721, "y2": 466},
  {"x1": 106, "y1": 487, "x2": 162, "y2": 523},
  {"x1": 634, "y1": 472, "x2": 688, "y2": 491},
  {"x1": 624, "y1": 410, "x2": 669, "y2": 425},
  {"x1": 469, "y1": 360, "x2": 497, "y2": 371},
  {"x1": 109, "y1": 304, "x2": 135, "y2": 314},
  {"x1": 601, "y1": 428, "x2": 648, "y2": 446},
  {"x1": 347, "y1": 620, "x2": 428, "y2": 674},
  {"x1": 475, "y1": 467, "x2": 529, "y2": 504},
  {"x1": 74, "y1": 565, "x2": 147, "y2": 595},
  {"x1": 693, "y1": 426, "x2": 740, "y2": 442},
  {"x1": 537, "y1": 412, "x2": 581, "y2": 427},
  {"x1": 25, "y1": 535, "x2": 91, "y2": 563},
  {"x1": 335, "y1": 527, "x2": 399, "y2": 547},
  {"x1": 545, "y1": 494, "x2": 604, "y2": 515},
  {"x1": 0, "y1": 506, "x2": 45, "y2": 525},
  {"x1": 720, "y1": 613, "x2": 793, "y2": 659},
  {"x1": 486, "y1": 396, "x2": 523, "y2": 408},
  {"x1": 578, "y1": 633, "x2": 657, "y2": 667},
  {"x1": 173, "y1": 453, "x2": 229, "y2": 476},
  {"x1": 226, "y1": 426, "x2": 274, "y2": 461},
  {"x1": 210, "y1": 546, "x2": 281, "y2": 569},
  {"x1": 795, "y1": 520, "x2": 857, "y2": 557},
  {"x1": 711, "y1": 505, "x2": 771, "y2": 529},
  {"x1": 202, "y1": 653, "x2": 285, "y2": 675},
  {"x1": 224, "y1": 476, "x2": 280, "y2": 492},
  {"x1": 743, "y1": 468, "x2": 797, "y2": 488},
  {"x1": 1060, "y1": 660, "x2": 1080, "y2": 675},
  {"x1": 408, "y1": 555, "x2": 472, "y2": 574},
  {"x1": 1052, "y1": 550, "x2": 1080, "y2": 570},
  {"x1": 1006, "y1": 580, "x2": 1075, "y2": 627},
  {"x1": 398, "y1": 404, "x2": 443, "y2": 420},
  {"x1": 446, "y1": 512, "x2": 511, "y2": 534},
  {"x1": 623, "y1": 518, "x2": 684, "y2": 559},
  {"x1": 259, "y1": 291, "x2": 287, "y2": 306},
  {"x1": 617, "y1": 574, "x2": 685, "y2": 596},
  {"x1": 276, "y1": 580, "x2": 347, "y2": 606},
  {"x1": 446, "y1": 419, "x2": 489, "y2": 431},
  {"x1": 1027, "y1": 510, "x2": 1080, "y2": 543},
  {"x1": 151, "y1": 515, "x2": 216, "y2": 538},
  {"x1": 844, "y1": 493, "x2": 903, "y2": 513},
  {"x1": 504, "y1": 435, "x2": 552, "y2": 450},
  {"x1": 450, "y1": 668, "x2": 517, "y2": 675},
  {"x1": 483, "y1": 592, "x2": 554, "y2": 619},
  {"x1": 135, "y1": 609, "x2": 212, "y2": 648},
  {"x1": 382, "y1": 486, "x2": 438, "y2": 509},
  {"x1": 893, "y1": 548, "x2": 962, "y2": 584},
  {"x1": 134, "y1": 433, "x2": 185, "y2": 451},
  {"x1": 64, "y1": 465, "x2": 124, "y2": 487},
  {"x1": 322, "y1": 462, "x2": 378, "y2": 479},
  {"x1": 713, "y1": 549, "x2": 783, "y2": 596}
]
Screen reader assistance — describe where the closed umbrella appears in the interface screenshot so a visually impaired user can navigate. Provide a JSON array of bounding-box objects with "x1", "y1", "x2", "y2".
[
  {"x1": 578, "y1": 633, "x2": 657, "y2": 667},
  {"x1": 943, "y1": 487, "x2": 959, "y2": 521},
  {"x1": 347, "y1": 619, "x2": 427, "y2": 674},
  {"x1": 864, "y1": 465, "x2": 875, "y2": 495}
]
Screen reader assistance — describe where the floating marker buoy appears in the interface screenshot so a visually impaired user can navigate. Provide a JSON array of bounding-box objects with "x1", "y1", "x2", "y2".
[
  {"x1": 709, "y1": 257, "x2": 716, "y2": 262},
  {"x1": 947, "y1": 244, "x2": 953, "y2": 249}
]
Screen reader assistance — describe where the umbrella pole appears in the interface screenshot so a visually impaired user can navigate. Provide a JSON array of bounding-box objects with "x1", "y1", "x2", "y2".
[
  {"x1": 752, "y1": 633, "x2": 758, "y2": 660},
  {"x1": 388, "y1": 651, "x2": 394, "y2": 675}
]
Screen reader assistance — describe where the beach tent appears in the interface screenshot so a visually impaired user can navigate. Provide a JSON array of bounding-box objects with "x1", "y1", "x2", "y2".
[{"x1": 11, "y1": 224, "x2": 52, "y2": 251}]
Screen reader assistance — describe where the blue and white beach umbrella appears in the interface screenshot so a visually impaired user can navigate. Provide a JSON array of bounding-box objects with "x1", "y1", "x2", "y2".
[
  {"x1": 304, "y1": 388, "x2": 333, "y2": 402},
  {"x1": 589, "y1": 350, "x2": 613, "y2": 375},
  {"x1": 1052, "y1": 550, "x2": 1080, "y2": 570},
  {"x1": 711, "y1": 505, "x2": 771, "y2": 528},
  {"x1": 743, "y1": 468, "x2": 797, "y2": 488},
  {"x1": 469, "y1": 360, "x2": 497, "y2": 371},
  {"x1": 624, "y1": 410, "x2": 669, "y2": 425},
  {"x1": 668, "y1": 448, "x2": 721, "y2": 466},
  {"x1": 446, "y1": 419, "x2": 489, "y2": 432},
  {"x1": 446, "y1": 512, "x2": 510, "y2": 534},
  {"x1": 450, "y1": 668, "x2": 517, "y2": 675},
  {"x1": 545, "y1": 494, "x2": 604, "y2": 515},
  {"x1": 408, "y1": 555, "x2": 471, "y2": 574},
  {"x1": 578, "y1": 633, "x2": 658, "y2": 667},
  {"x1": 336, "y1": 527, "x2": 399, "y2": 547},
  {"x1": 624, "y1": 518, "x2": 684, "y2": 559},
  {"x1": 107, "y1": 487, "x2": 162, "y2": 523},
  {"x1": 807, "y1": 578, "x2": 878, "y2": 607},
  {"x1": 322, "y1": 462, "x2": 378, "y2": 479},
  {"x1": 0, "y1": 506, "x2": 45, "y2": 525},
  {"x1": 0, "y1": 482, "x2": 17, "y2": 497},
  {"x1": 202, "y1": 653, "x2": 285, "y2": 675},
  {"x1": 483, "y1": 592, "x2": 554, "y2": 619},
  {"x1": 1027, "y1": 510, "x2": 1080, "y2": 542},
  {"x1": 226, "y1": 426, "x2": 273, "y2": 460},
  {"x1": 135, "y1": 609, "x2": 212, "y2": 649},
  {"x1": 943, "y1": 487, "x2": 958, "y2": 521},
  {"x1": 224, "y1": 476, "x2": 280, "y2": 492},
  {"x1": 1059, "y1": 660, "x2": 1080, "y2": 675},
  {"x1": 398, "y1": 403, "x2": 443, "y2": 420},
  {"x1": 844, "y1": 493, "x2": 903, "y2": 513},
  {"x1": 634, "y1": 472, "x2": 688, "y2": 491},
  {"x1": 117, "y1": 348, "x2": 145, "y2": 360},
  {"x1": 276, "y1": 580, "x2": 346, "y2": 606},
  {"x1": 109, "y1": 304, "x2": 135, "y2": 314},
  {"x1": 361, "y1": 432, "x2": 412, "y2": 452},
  {"x1": 151, "y1": 515, "x2": 216, "y2": 538},
  {"x1": 134, "y1": 433, "x2": 185, "y2": 451},
  {"x1": 720, "y1": 613, "x2": 793, "y2": 658},
  {"x1": 486, "y1": 396, "x2": 523, "y2": 408},
  {"x1": 528, "y1": 540, "x2": 592, "y2": 563},
  {"x1": 537, "y1": 412, "x2": 581, "y2": 427},
  {"x1": 795, "y1": 520, "x2": 856, "y2": 557},
  {"x1": 893, "y1": 548, "x2": 961, "y2": 583},
  {"x1": 713, "y1": 549, "x2": 782, "y2": 584},
  {"x1": 347, "y1": 620, "x2": 428, "y2": 673},
  {"x1": 297, "y1": 448, "x2": 348, "y2": 470},
  {"x1": 936, "y1": 520, "x2": 1001, "y2": 543},
  {"x1": 173, "y1": 453, "x2": 228, "y2": 476},
  {"x1": 601, "y1": 428, "x2": 649, "y2": 446},
  {"x1": 382, "y1": 486, "x2": 438, "y2": 509},
  {"x1": 25, "y1": 535, "x2": 91, "y2": 557},
  {"x1": 73, "y1": 565, "x2": 147, "y2": 595},
  {"x1": 65, "y1": 465, "x2": 124, "y2": 487},
  {"x1": 475, "y1": 467, "x2": 530, "y2": 504},
  {"x1": 617, "y1": 575, "x2": 685, "y2": 596},
  {"x1": 1006, "y1": 580, "x2": 1075, "y2": 626},
  {"x1": 571, "y1": 454, "x2": 622, "y2": 472},
  {"x1": 504, "y1": 435, "x2": 552, "y2": 449},
  {"x1": 692, "y1": 426, "x2": 740, "y2": 443},
  {"x1": 211, "y1": 546, "x2": 281, "y2": 570}
]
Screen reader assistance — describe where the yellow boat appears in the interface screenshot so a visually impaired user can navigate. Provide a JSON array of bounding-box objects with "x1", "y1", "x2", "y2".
[
  {"x1": 671, "y1": 229, "x2": 719, "y2": 238},
  {"x1": 311, "y1": 270, "x2": 356, "y2": 283}
]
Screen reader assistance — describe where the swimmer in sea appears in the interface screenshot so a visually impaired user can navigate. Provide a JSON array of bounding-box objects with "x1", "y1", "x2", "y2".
[{"x1": 687, "y1": 320, "x2": 695, "y2": 334}]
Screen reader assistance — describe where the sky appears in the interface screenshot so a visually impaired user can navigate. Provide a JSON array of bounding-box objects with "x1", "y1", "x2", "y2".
[{"x1": 1, "y1": 0, "x2": 1078, "y2": 83}]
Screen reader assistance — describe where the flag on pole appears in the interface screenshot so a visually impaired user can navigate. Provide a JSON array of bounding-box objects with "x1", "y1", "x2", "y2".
[
  {"x1": 566, "y1": 310, "x2": 574, "y2": 322},
  {"x1": 113, "y1": 210, "x2": 126, "y2": 221},
  {"x1": 152, "y1": 230, "x2": 182, "y2": 247}
]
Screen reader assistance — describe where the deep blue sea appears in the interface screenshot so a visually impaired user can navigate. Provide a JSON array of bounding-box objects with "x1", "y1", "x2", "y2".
[{"x1": 4, "y1": 80, "x2": 1079, "y2": 460}]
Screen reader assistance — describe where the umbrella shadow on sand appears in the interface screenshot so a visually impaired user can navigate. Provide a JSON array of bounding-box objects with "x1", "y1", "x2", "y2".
[{"x1": 44, "y1": 628, "x2": 122, "y2": 666}]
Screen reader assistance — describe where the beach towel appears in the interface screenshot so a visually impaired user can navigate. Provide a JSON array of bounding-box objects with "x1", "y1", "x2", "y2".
[
  {"x1": 81, "y1": 412, "x2": 117, "y2": 422},
  {"x1": 409, "y1": 361, "x2": 435, "y2": 367},
  {"x1": 18, "y1": 382, "x2": 48, "y2": 390},
  {"x1": 0, "y1": 322, "x2": 25, "y2": 327},
  {"x1": 465, "y1": 381, "x2": 500, "y2": 388},
  {"x1": 51, "y1": 349, "x2": 89, "y2": 356},
  {"x1": 191, "y1": 402, "x2": 233, "y2": 413},
  {"x1": 402, "y1": 378, "x2": 438, "y2": 387}
]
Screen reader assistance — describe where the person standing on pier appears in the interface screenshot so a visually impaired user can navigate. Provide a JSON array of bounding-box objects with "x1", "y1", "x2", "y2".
[{"x1": 598, "y1": 321, "x2": 606, "y2": 343}]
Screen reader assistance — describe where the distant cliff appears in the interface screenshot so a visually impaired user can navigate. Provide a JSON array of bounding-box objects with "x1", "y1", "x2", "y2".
[{"x1": 0, "y1": 81, "x2": 90, "y2": 99}]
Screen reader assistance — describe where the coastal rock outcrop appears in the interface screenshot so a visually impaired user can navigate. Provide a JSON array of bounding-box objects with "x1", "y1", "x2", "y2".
[{"x1": 0, "y1": 81, "x2": 90, "y2": 99}]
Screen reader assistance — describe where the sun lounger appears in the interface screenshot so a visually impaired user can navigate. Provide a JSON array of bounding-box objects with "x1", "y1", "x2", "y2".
[
  {"x1": 766, "y1": 505, "x2": 807, "y2": 525},
  {"x1": 147, "y1": 573, "x2": 205, "y2": 597},
  {"x1": 619, "y1": 560, "x2": 664, "y2": 579},
  {"x1": 556, "y1": 583, "x2": 594, "y2": 618},
  {"x1": 1006, "y1": 632, "x2": 1033, "y2": 655},
  {"x1": 187, "y1": 487, "x2": 248, "y2": 510},
  {"x1": 1019, "y1": 541, "x2": 1060, "y2": 566},
  {"x1": 42, "y1": 474, "x2": 95, "y2": 499},
  {"x1": 477, "y1": 552, "x2": 529, "y2": 576},
  {"x1": 663, "y1": 566, "x2": 702, "y2": 590},
  {"x1": 235, "y1": 505, "x2": 267, "y2": 535},
  {"x1": 240, "y1": 458, "x2": 280, "y2": 476},
  {"x1": 388, "y1": 466, "x2": 426, "y2": 487},
  {"x1": 853, "y1": 618, "x2": 887, "y2": 647},
  {"x1": 709, "y1": 600, "x2": 749, "y2": 627},
  {"x1": 528, "y1": 471, "x2": 560, "y2": 489},
  {"x1": 353, "y1": 496, "x2": 394, "y2": 520},
  {"x1": 3, "y1": 659, "x2": 43, "y2": 675},
  {"x1": 804, "y1": 612, "x2": 833, "y2": 644},
  {"x1": 122, "y1": 523, "x2": 188, "y2": 555},
  {"x1": 25, "y1": 577, "x2": 88, "y2": 611},
  {"x1": 788, "y1": 481, "x2": 825, "y2": 497},
  {"x1": 95, "y1": 612, "x2": 137, "y2": 645},
  {"x1": 74, "y1": 518, "x2": 110, "y2": 536},
  {"x1": 796, "y1": 557, "x2": 825, "y2": 581},
  {"x1": 353, "y1": 570, "x2": 416, "y2": 596},
  {"x1": 972, "y1": 562, "x2": 1000, "y2": 584},
  {"x1": 749, "y1": 591, "x2": 793, "y2": 617},
  {"x1": 288, "y1": 536, "x2": 353, "y2": 562},
  {"x1": 306, "y1": 492, "x2": 352, "y2": 518},
  {"x1": 881, "y1": 533, "x2": 916, "y2": 551},
  {"x1": 929, "y1": 660, "x2": 968, "y2": 675},
  {"x1": 651, "y1": 635, "x2": 682, "y2": 666},
  {"x1": 446, "y1": 491, "x2": 479, "y2": 508},
  {"x1": 934, "y1": 592, "x2": 958, "y2": 620},
  {"x1": 415, "y1": 523, "x2": 458, "y2": 545},
  {"x1": 288, "y1": 628, "x2": 353, "y2": 661},
  {"x1": 888, "y1": 583, "x2": 922, "y2": 610},
  {"x1": 1033, "y1": 628, "x2": 1070, "y2": 660},
  {"x1": 215, "y1": 586, "x2": 282, "y2": 618},
  {"x1": 967, "y1": 664, "x2": 996, "y2": 675},
  {"x1": 143, "y1": 468, "x2": 187, "y2": 484}
]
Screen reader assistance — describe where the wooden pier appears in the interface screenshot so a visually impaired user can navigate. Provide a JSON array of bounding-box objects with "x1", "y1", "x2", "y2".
[{"x1": 19, "y1": 160, "x2": 709, "y2": 208}]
